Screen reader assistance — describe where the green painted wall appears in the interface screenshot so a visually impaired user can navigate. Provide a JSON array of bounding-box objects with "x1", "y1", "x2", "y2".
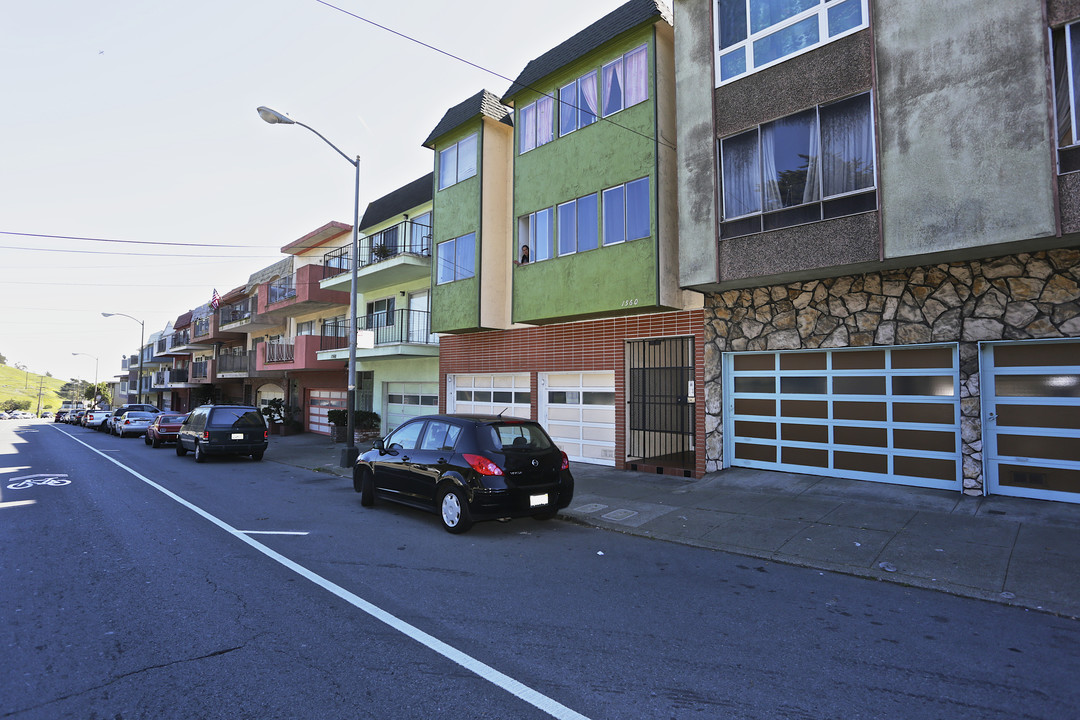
[
  {"x1": 431, "y1": 121, "x2": 483, "y2": 333},
  {"x1": 508, "y1": 27, "x2": 661, "y2": 323}
]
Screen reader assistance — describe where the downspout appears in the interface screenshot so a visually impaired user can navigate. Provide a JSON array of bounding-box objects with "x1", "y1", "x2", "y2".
[{"x1": 653, "y1": 24, "x2": 662, "y2": 307}]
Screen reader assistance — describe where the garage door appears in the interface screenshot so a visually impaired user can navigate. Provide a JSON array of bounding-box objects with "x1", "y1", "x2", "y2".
[
  {"x1": 540, "y1": 372, "x2": 616, "y2": 466},
  {"x1": 307, "y1": 388, "x2": 346, "y2": 436},
  {"x1": 447, "y1": 374, "x2": 531, "y2": 418},
  {"x1": 724, "y1": 345, "x2": 961, "y2": 490},
  {"x1": 385, "y1": 382, "x2": 439, "y2": 432},
  {"x1": 982, "y1": 340, "x2": 1080, "y2": 503}
]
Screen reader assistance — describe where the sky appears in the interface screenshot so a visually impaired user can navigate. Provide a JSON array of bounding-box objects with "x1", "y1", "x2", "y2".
[{"x1": 0, "y1": 0, "x2": 628, "y2": 384}]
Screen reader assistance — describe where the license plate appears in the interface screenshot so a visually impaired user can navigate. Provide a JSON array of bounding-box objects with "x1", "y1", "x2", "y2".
[
  {"x1": 231, "y1": 433, "x2": 244, "y2": 440},
  {"x1": 529, "y1": 493, "x2": 549, "y2": 508}
]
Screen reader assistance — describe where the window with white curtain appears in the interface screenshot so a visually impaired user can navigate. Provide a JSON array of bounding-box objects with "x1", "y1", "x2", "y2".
[
  {"x1": 438, "y1": 134, "x2": 478, "y2": 189},
  {"x1": 519, "y1": 96, "x2": 554, "y2": 153},
  {"x1": 559, "y1": 70, "x2": 598, "y2": 136},
  {"x1": 602, "y1": 45, "x2": 649, "y2": 117},
  {"x1": 715, "y1": 0, "x2": 868, "y2": 86},
  {"x1": 518, "y1": 207, "x2": 555, "y2": 262},
  {"x1": 719, "y1": 92, "x2": 876, "y2": 235}
]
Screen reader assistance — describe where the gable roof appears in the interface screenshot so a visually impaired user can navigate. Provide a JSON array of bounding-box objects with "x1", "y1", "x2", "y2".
[
  {"x1": 422, "y1": 89, "x2": 512, "y2": 148},
  {"x1": 501, "y1": 0, "x2": 672, "y2": 104},
  {"x1": 360, "y1": 173, "x2": 435, "y2": 230}
]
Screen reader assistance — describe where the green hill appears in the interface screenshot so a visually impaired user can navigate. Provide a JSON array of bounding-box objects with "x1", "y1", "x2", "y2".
[{"x1": 0, "y1": 365, "x2": 69, "y2": 414}]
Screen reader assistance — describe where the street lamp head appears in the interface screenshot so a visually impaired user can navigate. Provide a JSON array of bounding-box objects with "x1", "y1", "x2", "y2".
[
  {"x1": 101, "y1": 312, "x2": 114, "y2": 317},
  {"x1": 257, "y1": 106, "x2": 295, "y2": 125}
]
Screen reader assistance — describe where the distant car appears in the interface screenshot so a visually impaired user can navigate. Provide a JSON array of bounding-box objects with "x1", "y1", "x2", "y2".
[
  {"x1": 106, "y1": 404, "x2": 160, "y2": 434},
  {"x1": 176, "y1": 405, "x2": 268, "y2": 462},
  {"x1": 40, "y1": 412, "x2": 52, "y2": 419},
  {"x1": 116, "y1": 411, "x2": 155, "y2": 438},
  {"x1": 353, "y1": 414, "x2": 574, "y2": 534},
  {"x1": 0, "y1": 411, "x2": 11, "y2": 421},
  {"x1": 145, "y1": 413, "x2": 188, "y2": 448},
  {"x1": 54, "y1": 410, "x2": 66, "y2": 422}
]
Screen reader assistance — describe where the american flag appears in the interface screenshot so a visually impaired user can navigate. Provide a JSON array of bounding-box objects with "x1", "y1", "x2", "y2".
[{"x1": 210, "y1": 288, "x2": 221, "y2": 309}]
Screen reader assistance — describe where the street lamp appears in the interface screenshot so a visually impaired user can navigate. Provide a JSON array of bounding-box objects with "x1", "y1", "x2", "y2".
[
  {"x1": 102, "y1": 312, "x2": 145, "y2": 403},
  {"x1": 71, "y1": 352, "x2": 99, "y2": 406},
  {"x1": 257, "y1": 105, "x2": 361, "y2": 468}
]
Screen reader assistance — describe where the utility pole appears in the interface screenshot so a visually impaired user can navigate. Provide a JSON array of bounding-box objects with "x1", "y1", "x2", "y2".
[{"x1": 35, "y1": 377, "x2": 45, "y2": 415}]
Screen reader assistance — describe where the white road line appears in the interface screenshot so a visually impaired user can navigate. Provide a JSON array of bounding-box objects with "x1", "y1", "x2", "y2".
[
  {"x1": 239, "y1": 530, "x2": 310, "y2": 536},
  {"x1": 60, "y1": 430, "x2": 592, "y2": 720}
]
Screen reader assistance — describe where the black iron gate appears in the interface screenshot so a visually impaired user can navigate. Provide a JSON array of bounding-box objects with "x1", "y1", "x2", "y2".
[{"x1": 626, "y1": 336, "x2": 695, "y2": 472}]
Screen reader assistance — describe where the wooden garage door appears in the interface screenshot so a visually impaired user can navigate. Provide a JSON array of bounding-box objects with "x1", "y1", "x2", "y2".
[
  {"x1": 982, "y1": 340, "x2": 1080, "y2": 502},
  {"x1": 540, "y1": 372, "x2": 616, "y2": 466},
  {"x1": 724, "y1": 345, "x2": 962, "y2": 491}
]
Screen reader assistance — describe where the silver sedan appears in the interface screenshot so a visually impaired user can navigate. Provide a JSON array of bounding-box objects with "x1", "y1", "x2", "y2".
[{"x1": 116, "y1": 411, "x2": 157, "y2": 438}]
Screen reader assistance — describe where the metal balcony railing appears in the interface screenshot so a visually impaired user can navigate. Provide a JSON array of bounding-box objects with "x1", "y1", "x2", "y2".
[
  {"x1": 217, "y1": 352, "x2": 251, "y2": 373},
  {"x1": 264, "y1": 342, "x2": 295, "y2": 364},
  {"x1": 171, "y1": 367, "x2": 189, "y2": 383},
  {"x1": 192, "y1": 317, "x2": 210, "y2": 339},
  {"x1": 268, "y1": 274, "x2": 296, "y2": 305},
  {"x1": 357, "y1": 309, "x2": 436, "y2": 346},
  {"x1": 192, "y1": 361, "x2": 208, "y2": 379},
  {"x1": 357, "y1": 219, "x2": 432, "y2": 269},
  {"x1": 323, "y1": 246, "x2": 351, "y2": 278},
  {"x1": 171, "y1": 329, "x2": 190, "y2": 347},
  {"x1": 220, "y1": 297, "x2": 254, "y2": 326}
]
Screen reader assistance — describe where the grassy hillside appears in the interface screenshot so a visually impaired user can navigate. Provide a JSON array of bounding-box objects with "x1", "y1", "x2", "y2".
[{"x1": 0, "y1": 364, "x2": 69, "y2": 413}]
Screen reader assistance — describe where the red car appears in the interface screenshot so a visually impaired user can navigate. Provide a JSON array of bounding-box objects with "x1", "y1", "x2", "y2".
[{"x1": 145, "y1": 413, "x2": 189, "y2": 448}]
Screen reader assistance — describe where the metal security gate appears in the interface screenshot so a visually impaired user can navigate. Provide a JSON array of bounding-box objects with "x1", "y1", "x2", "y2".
[{"x1": 626, "y1": 337, "x2": 696, "y2": 472}]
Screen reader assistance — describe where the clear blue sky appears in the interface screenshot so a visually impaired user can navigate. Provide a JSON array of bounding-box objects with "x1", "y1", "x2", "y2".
[{"x1": 0, "y1": 0, "x2": 626, "y2": 383}]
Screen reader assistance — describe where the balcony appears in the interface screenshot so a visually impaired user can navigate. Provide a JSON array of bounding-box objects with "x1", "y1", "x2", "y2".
[
  {"x1": 216, "y1": 351, "x2": 254, "y2": 378},
  {"x1": 166, "y1": 328, "x2": 206, "y2": 354},
  {"x1": 190, "y1": 313, "x2": 245, "y2": 345},
  {"x1": 321, "y1": 218, "x2": 432, "y2": 293},
  {"x1": 190, "y1": 359, "x2": 212, "y2": 384},
  {"x1": 256, "y1": 334, "x2": 347, "y2": 373},
  {"x1": 260, "y1": 264, "x2": 349, "y2": 321},
  {"x1": 317, "y1": 309, "x2": 438, "y2": 361}
]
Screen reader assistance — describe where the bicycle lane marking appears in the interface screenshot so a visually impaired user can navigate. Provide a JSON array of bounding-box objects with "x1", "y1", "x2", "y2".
[{"x1": 60, "y1": 429, "x2": 592, "y2": 720}]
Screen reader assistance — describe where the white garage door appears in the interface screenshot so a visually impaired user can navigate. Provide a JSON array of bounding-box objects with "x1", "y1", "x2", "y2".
[
  {"x1": 982, "y1": 340, "x2": 1080, "y2": 503},
  {"x1": 724, "y1": 345, "x2": 962, "y2": 491},
  {"x1": 385, "y1": 382, "x2": 439, "y2": 432},
  {"x1": 447, "y1": 374, "x2": 531, "y2": 418},
  {"x1": 307, "y1": 388, "x2": 346, "y2": 436},
  {"x1": 540, "y1": 372, "x2": 616, "y2": 466}
]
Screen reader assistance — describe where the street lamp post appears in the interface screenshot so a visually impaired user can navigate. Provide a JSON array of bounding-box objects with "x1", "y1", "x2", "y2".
[
  {"x1": 102, "y1": 312, "x2": 145, "y2": 403},
  {"x1": 71, "y1": 352, "x2": 99, "y2": 406},
  {"x1": 257, "y1": 105, "x2": 361, "y2": 468}
]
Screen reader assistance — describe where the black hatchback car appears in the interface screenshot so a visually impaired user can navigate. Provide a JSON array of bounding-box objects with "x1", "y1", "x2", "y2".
[
  {"x1": 176, "y1": 405, "x2": 268, "y2": 463},
  {"x1": 354, "y1": 414, "x2": 574, "y2": 533}
]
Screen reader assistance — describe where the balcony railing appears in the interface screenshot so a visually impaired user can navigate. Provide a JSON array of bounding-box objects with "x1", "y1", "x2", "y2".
[
  {"x1": 171, "y1": 367, "x2": 189, "y2": 383},
  {"x1": 268, "y1": 274, "x2": 296, "y2": 305},
  {"x1": 154, "y1": 370, "x2": 169, "y2": 386},
  {"x1": 264, "y1": 341, "x2": 295, "y2": 364},
  {"x1": 192, "y1": 360, "x2": 209, "y2": 379},
  {"x1": 357, "y1": 219, "x2": 432, "y2": 270},
  {"x1": 220, "y1": 297, "x2": 255, "y2": 326},
  {"x1": 217, "y1": 351, "x2": 251, "y2": 374},
  {"x1": 323, "y1": 246, "x2": 351, "y2": 278},
  {"x1": 171, "y1": 329, "x2": 190, "y2": 347},
  {"x1": 358, "y1": 309, "x2": 436, "y2": 346},
  {"x1": 192, "y1": 317, "x2": 210, "y2": 339},
  {"x1": 155, "y1": 337, "x2": 170, "y2": 354},
  {"x1": 320, "y1": 331, "x2": 350, "y2": 351}
]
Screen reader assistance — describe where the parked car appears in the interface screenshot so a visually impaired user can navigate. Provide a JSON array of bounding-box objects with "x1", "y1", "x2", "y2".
[
  {"x1": 106, "y1": 404, "x2": 160, "y2": 434},
  {"x1": 145, "y1": 413, "x2": 188, "y2": 448},
  {"x1": 176, "y1": 405, "x2": 268, "y2": 462},
  {"x1": 115, "y1": 411, "x2": 155, "y2": 438},
  {"x1": 83, "y1": 408, "x2": 112, "y2": 430},
  {"x1": 353, "y1": 414, "x2": 574, "y2": 534}
]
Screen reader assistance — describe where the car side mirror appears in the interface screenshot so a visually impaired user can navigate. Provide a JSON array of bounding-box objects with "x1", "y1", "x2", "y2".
[{"x1": 372, "y1": 438, "x2": 385, "y2": 453}]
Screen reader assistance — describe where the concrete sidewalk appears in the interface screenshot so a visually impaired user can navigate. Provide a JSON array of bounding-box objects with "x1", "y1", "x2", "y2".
[{"x1": 266, "y1": 432, "x2": 1080, "y2": 619}]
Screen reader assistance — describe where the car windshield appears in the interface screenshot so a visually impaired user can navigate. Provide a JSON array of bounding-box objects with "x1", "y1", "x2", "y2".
[
  {"x1": 209, "y1": 410, "x2": 264, "y2": 429},
  {"x1": 487, "y1": 422, "x2": 554, "y2": 451}
]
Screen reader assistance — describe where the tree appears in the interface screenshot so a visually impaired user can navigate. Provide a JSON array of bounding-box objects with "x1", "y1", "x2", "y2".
[
  {"x1": 83, "y1": 382, "x2": 112, "y2": 408},
  {"x1": 1, "y1": 399, "x2": 31, "y2": 412},
  {"x1": 0, "y1": 352, "x2": 6, "y2": 365}
]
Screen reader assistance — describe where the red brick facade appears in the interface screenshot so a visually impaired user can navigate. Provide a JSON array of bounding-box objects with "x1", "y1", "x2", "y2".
[{"x1": 439, "y1": 309, "x2": 707, "y2": 478}]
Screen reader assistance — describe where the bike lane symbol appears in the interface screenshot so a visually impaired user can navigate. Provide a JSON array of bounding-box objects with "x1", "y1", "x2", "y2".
[{"x1": 6, "y1": 474, "x2": 71, "y2": 490}]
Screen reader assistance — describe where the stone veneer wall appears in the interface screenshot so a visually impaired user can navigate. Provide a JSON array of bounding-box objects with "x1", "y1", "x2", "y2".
[{"x1": 703, "y1": 247, "x2": 1080, "y2": 492}]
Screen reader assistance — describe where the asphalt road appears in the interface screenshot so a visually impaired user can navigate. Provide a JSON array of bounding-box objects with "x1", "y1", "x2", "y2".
[{"x1": 3, "y1": 420, "x2": 1078, "y2": 719}]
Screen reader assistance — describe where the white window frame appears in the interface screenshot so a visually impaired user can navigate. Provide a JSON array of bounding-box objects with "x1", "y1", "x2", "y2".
[
  {"x1": 714, "y1": 0, "x2": 869, "y2": 87},
  {"x1": 518, "y1": 207, "x2": 555, "y2": 263},
  {"x1": 519, "y1": 96, "x2": 554, "y2": 154},
  {"x1": 601, "y1": 44, "x2": 649, "y2": 118},
  {"x1": 559, "y1": 70, "x2": 599, "y2": 137},
  {"x1": 436, "y1": 232, "x2": 476, "y2": 284},
  {"x1": 556, "y1": 193, "x2": 599, "y2": 257},
  {"x1": 438, "y1": 134, "x2": 478, "y2": 189},
  {"x1": 602, "y1": 177, "x2": 651, "y2": 246}
]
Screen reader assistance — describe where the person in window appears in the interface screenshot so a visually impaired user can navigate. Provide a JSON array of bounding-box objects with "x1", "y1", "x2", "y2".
[{"x1": 519, "y1": 244, "x2": 530, "y2": 264}]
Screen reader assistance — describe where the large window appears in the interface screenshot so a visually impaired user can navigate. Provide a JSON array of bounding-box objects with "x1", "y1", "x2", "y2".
[
  {"x1": 436, "y1": 233, "x2": 476, "y2": 284},
  {"x1": 602, "y1": 178, "x2": 650, "y2": 245},
  {"x1": 519, "y1": 96, "x2": 554, "y2": 153},
  {"x1": 438, "y1": 134, "x2": 477, "y2": 189},
  {"x1": 557, "y1": 193, "x2": 599, "y2": 256},
  {"x1": 715, "y1": 0, "x2": 868, "y2": 85},
  {"x1": 518, "y1": 207, "x2": 554, "y2": 263},
  {"x1": 559, "y1": 70, "x2": 599, "y2": 136},
  {"x1": 602, "y1": 45, "x2": 649, "y2": 117},
  {"x1": 1053, "y1": 23, "x2": 1080, "y2": 172},
  {"x1": 719, "y1": 92, "x2": 876, "y2": 237}
]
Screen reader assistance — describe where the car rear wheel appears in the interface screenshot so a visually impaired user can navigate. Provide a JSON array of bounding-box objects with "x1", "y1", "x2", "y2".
[
  {"x1": 194, "y1": 442, "x2": 206, "y2": 463},
  {"x1": 151, "y1": 435, "x2": 161, "y2": 448},
  {"x1": 438, "y1": 486, "x2": 472, "y2": 534},
  {"x1": 176, "y1": 442, "x2": 188, "y2": 456},
  {"x1": 356, "y1": 469, "x2": 375, "y2": 507},
  {"x1": 251, "y1": 450, "x2": 264, "y2": 461},
  {"x1": 144, "y1": 435, "x2": 151, "y2": 446}
]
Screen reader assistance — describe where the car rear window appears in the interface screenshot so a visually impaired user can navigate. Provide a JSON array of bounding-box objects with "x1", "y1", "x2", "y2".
[
  {"x1": 161, "y1": 415, "x2": 187, "y2": 423},
  {"x1": 208, "y1": 409, "x2": 264, "y2": 428},
  {"x1": 487, "y1": 422, "x2": 553, "y2": 451}
]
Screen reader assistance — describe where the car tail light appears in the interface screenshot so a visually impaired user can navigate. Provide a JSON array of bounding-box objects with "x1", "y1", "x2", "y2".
[
  {"x1": 263, "y1": 429, "x2": 268, "y2": 439},
  {"x1": 463, "y1": 454, "x2": 503, "y2": 476},
  {"x1": 560, "y1": 451, "x2": 570, "y2": 471},
  {"x1": 124, "y1": 419, "x2": 131, "y2": 425},
  {"x1": 202, "y1": 431, "x2": 209, "y2": 441}
]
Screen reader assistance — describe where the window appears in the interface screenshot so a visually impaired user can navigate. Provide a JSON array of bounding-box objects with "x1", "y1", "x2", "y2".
[
  {"x1": 559, "y1": 70, "x2": 598, "y2": 136},
  {"x1": 715, "y1": 0, "x2": 868, "y2": 85},
  {"x1": 436, "y1": 232, "x2": 476, "y2": 284},
  {"x1": 556, "y1": 193, "x2": 599, "y2": 256},
  {"x1": 365, "y1": 297, "x2": 395, "y2": 327},
  {"x1": 296, "y1": 321, "x2": 314, "y2": 336},
  {"x1": 602, "y1": 45, "x2": 649, "y2": 117},
  {"x1": 602, "y1": 178, "x2": 650, "y2": 245},
  {"x1": 438, "y1": 134, "x2": 477, "y2": 189},
  {"x1": 719, "y1": 92, "x2": 876, "y2": 237},
  {"x1": 518, "y1": 207, "x2": 554, "y2": 262},
  {"x1": 386, "y1": 420, "x2": 424, "y2": 451},
  {"x1": 1053, "y1": 23, "x2": 1080, "y2": 171},
  {"x1": 519, "y1": 96, "x2": 554, "y2": 153},
  {"x1": 409, "y1": 212, "x2": 432, "y2": 254}
]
